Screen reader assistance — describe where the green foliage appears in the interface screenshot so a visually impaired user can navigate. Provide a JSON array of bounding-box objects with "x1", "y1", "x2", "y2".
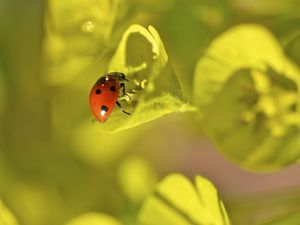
[
  {"x1": 138, "y1": 173, "x2": 231, "y2": 225},
  {"x1": 65, "y1": 213, "x2": 123, "y2": 225},
  {"x1": 42, "y1": 0, "x2": 119, "y2": 85},
  {"x1": 194, "y1": 24, "x2": 300, "y2": 171},
  {"x1": 2, "y1": 1, "x2": 300, "y2": 225},
  {"x1": 0, "y1": 200, "x2": 19, "y2": 225},
  {"x1": 98, "y1": 25, "x2": 195, "y2": 133}
]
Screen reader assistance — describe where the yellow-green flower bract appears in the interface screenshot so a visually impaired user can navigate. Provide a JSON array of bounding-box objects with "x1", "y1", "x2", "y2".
[{"x1": 194, "y1": 24, "x2": 300, "y2": 171}]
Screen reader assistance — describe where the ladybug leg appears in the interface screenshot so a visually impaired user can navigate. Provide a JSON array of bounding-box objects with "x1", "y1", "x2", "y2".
[
  {"x1": 116, "y1": 101, "x2": 130, "y2": 115},
  {"x1": 120, "y1": 83, "x2": 131, "y2": 99}
]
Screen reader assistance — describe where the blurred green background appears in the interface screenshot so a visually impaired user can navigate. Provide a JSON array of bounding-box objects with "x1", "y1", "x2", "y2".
[{"x1": 1, "y1": 0, "x2": 300, "y2": 225}]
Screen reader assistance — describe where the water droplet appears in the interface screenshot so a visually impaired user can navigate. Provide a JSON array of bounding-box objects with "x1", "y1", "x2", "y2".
[{"x1": 82, "y1": 21, "x2": 95, "y2": 33}]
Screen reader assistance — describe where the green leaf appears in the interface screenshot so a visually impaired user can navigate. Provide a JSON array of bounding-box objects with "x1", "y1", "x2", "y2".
[
  {"x1": 97, "y1": 25, "x2": 195, "y2": 133},
  {"x1": 138, "y1": 173, "x2": 231, "y2": 225},
  {"x1": 42, "y1": 0, "x2": 120, "y2": 85},
  {"x1": 65, "y1": 213, "x2": 123, "y2": 225},
  {"x1": 194, "y1": 24, "x2": 300, "y2": 171},
  {"x1": 0, "y1": 200, "x2": 19, "y2": 225}
]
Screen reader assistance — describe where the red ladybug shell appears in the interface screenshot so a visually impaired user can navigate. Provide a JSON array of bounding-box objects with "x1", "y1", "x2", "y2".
[{"x1": 89, "y1": 74, "x2": 122, "y2": 123}]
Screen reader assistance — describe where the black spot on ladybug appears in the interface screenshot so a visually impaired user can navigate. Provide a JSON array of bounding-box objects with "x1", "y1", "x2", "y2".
[
  {"x1": 101, "y1": 105, "x2": 108, "y2": 112},
  {"x1": 95, "y1": 89, "x2": 101, "y2": 94},
  {"x1": 110, "y1": 86, "x2": 116, "y2": 92}
]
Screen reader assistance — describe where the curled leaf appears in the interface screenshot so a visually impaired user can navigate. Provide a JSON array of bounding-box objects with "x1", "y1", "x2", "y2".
[
  {"x1": 139, "y1": 173, "x2": 231, "y2": 225},
  {"x1": 97, "y1": 25, "x2": 195, "y2": 132},
  {"x1": 194, "y1": 24, "x2": 300, "y2": 171}
]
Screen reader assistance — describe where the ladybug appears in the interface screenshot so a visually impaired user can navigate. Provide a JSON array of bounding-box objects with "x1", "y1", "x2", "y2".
[{"x1": 89, "y1": 72, "x2": 130, "y2": 123}]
